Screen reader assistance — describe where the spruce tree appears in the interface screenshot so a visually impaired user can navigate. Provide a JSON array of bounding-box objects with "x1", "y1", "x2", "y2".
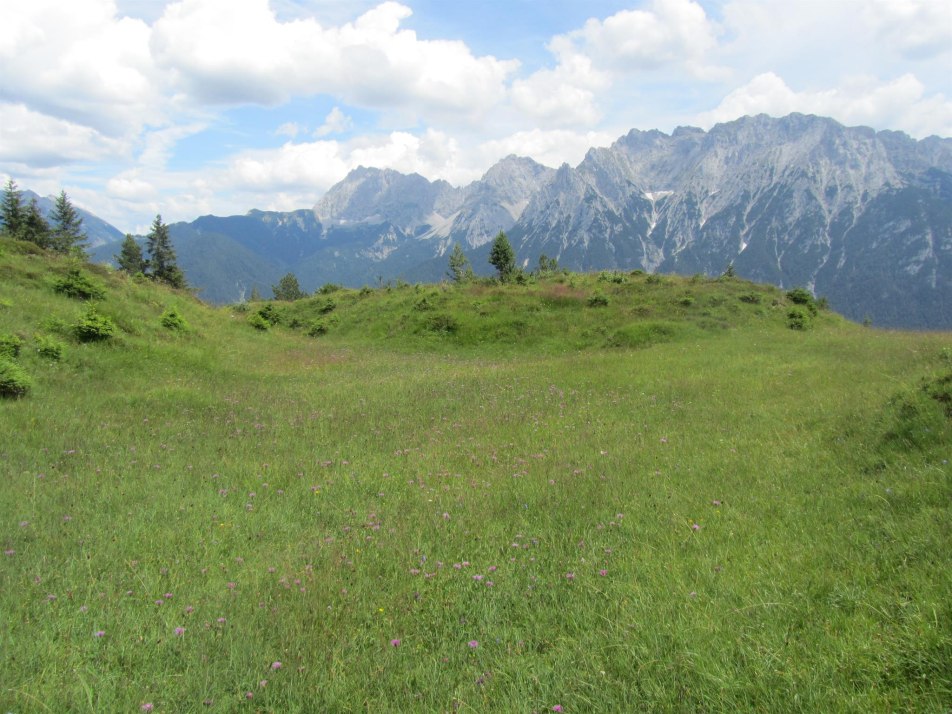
[
  {"x1": 272, "y1": 272, "x2": 305, "y2": 301},
  {"x1": 1, "y1": 178, "x2": 24, "y2": 238},
  {"x1": 116, "y1": 234, "x2": 147, "y2": 274},
  {"x1": 447, "y1": 243, "x2": 474, "y2": 283},
  {"x1": 145, "y1": 214, "x2": 185, "y2": 288},
  {"x1": 489, "y1": 231, "x2": 516, "y2": 282},
  {"x1": 50, "y1": 191, "x2": 87, "y2": 256},
  {"x1": 21, "y1": 198, "x2": 52, "y2": 248}
]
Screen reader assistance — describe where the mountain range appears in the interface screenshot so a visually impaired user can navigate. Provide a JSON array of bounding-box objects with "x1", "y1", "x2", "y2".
[{"x1": 89, "y1": 113, "x2": 951, "y2": 329}]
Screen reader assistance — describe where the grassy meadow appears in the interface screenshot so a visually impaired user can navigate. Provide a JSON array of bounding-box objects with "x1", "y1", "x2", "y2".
[{"x1": 1, "y1": 237, "x2": 950, "y2": 712}]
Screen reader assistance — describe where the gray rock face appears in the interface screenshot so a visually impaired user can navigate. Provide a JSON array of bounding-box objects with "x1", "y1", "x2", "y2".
[{"x1": 510, "y1": 114, "x2": 951, "y2": 328}]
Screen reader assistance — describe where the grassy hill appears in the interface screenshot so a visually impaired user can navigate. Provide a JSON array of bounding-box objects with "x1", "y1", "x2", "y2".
[{"x1": 1, "y1": 236, "x2": 950, "y2": 712}]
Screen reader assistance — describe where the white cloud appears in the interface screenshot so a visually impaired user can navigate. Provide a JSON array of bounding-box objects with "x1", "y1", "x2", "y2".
[
  {"x1": 151, "y1": 0, "x2": 517, "y2": 120},
  {"x1": 0, "y1": 103, "x2": 126, "y2": 167},
  {"x1": 0, "y1": 0, "x2": 161, "y2": 136},
  {"x1": 864, "y1": 0, "x2": 952, "y2": 60},
  {"x1": 573, "y1": 0, "x2": 719, "y2": 74},
  {"x1": 314, "y1": 107, "x2": 353, "y2": 137},
  {"x1": 510, "y1": 0, "x2": 722, "y2": 129},
  {"x1": 697, "y1": 72, "x2": 952, "y2": 138}
]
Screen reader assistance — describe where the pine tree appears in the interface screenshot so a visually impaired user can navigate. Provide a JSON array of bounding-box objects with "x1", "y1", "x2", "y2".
[
  {"x1": 272, "y1": 272, "x2": 305, "y2": 301},
  {"x1": 489, "y1": 231, "x2": 516, "y2": 282},
  {"x1": 145, "y1": 215, "x2": 185, "y2": 288},
  {"x1": 116, "y1": 234, "x2": 147, "y2": 274},
  {"x1": 1, "y1": 178, "x2": 24, "y2": 238},
  {"x1": 447, "y1": 243, "x2": 474, "y2": 283},
  {"x1": 21, "y1": 198, "x2": 52, "y2": 248},
  {"x1": 50, "y1": 191, "x2": 87, "y2": 256}
]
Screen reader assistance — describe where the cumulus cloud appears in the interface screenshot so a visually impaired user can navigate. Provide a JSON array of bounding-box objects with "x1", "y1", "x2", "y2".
[
  {"x1": 151, "y1": 0, "x2": 517, "y2": 118},
  {"x1": 0, "y1": 0, "x2": 161, "y2": 135},
  {"x1": 511, "y1": 0, "x2": 722, "y2": 128},
  {"x1": 0, "y1": 103, "x2": 126, "y2": 167},
  {"x1": 571, "y1": 0, "x2": 719, "y2": 74},
  {"x1": 697, "y1": 72, "x2": 952, "y2": 138}
]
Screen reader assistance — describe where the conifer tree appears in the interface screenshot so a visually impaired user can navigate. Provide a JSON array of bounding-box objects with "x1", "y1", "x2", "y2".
[
  {"x1": 447, "y1": 243, "x2": 474, "y2": 283},
  {"x1": 50, "y1": 191, "x2": 87, "y2": 256},
  {"x1": 21, "y1": 198, "x2": 52, "y2": 248},
  {"x1": 116, "y1": 234, "x2": 147, "y2": 274},
  {"x1": 272, "y1": 272, "x2": 305, "y2": 301},
  {"x1": 145, "y1": 214, "x2": 185, "y2": 288},
  {"x1": 489, "y1": 231, "x2": 516, "y2": 282},
  {"x1": 1, "y1": 178, "x2": 24, "y2": 238}
]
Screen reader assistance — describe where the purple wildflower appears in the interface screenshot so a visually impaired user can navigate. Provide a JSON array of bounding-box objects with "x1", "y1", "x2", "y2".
[
  {"x1": 468, "y1": 640, "x2": 479, "y2": 648},
  {"x1": 390, "y1": 639, "x2": 401, "y2": 647}
]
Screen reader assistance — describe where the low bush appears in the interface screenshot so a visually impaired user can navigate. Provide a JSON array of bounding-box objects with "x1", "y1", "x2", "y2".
[
  {"x1": 35, "y1": 335, "x2": 64, "y2": 361},
  {"x1": 787, "y1": 307, "x2": 810, "y2": 331},
  {"x1": 424, "y1": 314, "x2": 460, "y2": 334},
  {"x1": 73, "y1": 306, "x2": 116, "y2": 342},
  {"x1": 248, "y1": 313, "x2": 270, "y2": 331},
  {"x1": 0, "y1": 333, "x2": 23, "y2": 359},
  {"x1": 160, "y1": 307, "x2": 189, "y2": 331},
  {"x1": 0, "y1": 358, "x2": 32, "y2": 397},
  {"x1": 787, "y1": 287, "x2": 818, "y2": 315},
  {"x1": 306, "y1": 320, "x2": 328, "y2": 337},
  {"x1": 53, "y1": 268, "x2": 106, "y2": 300},
  {"x1": 587, "y1": 293, "x2": 609, "y2": 307}
]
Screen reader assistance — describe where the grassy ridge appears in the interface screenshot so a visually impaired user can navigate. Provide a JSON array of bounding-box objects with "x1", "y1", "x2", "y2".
[{"x1": 1, "y1": 237, "x2": 950, "y2": 712}]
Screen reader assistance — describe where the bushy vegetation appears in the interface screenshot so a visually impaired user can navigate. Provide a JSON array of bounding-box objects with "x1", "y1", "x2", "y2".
[
  {"x1": 73, "y1": 305, "x2": 116, "y2": 342},
  {"x1": 0, "y1": 236, "x2": 950, "y2": 712},
  {"x1": 52, "y1": 267, "x2": 107, "y2": 300},
  {"x1": 0, "y1": 357, "x2": 31, "y2": 397}
]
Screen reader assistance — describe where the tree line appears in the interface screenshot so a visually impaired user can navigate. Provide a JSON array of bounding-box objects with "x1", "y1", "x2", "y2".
[
  {"x1": 1, "y1": 178, "x2": 185, "y2": 289},
  {"x1": 1, "y1": 178, "x2": 88, "y2": 257}
]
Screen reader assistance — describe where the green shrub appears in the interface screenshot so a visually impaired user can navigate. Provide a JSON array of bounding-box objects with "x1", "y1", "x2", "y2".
[
  {"x1": 424, "y1": 314, "x2": 460, "y2": 334},
  {"x1": 35, "y1": 335, "x2": 64, "y2": 361},
  {"x1": 306, "y1": 320, "x2": 328, "y2": 337},
  {"x1": 678, "y1": 295, "x2": 695, "y2": 307},
  {"x1": 160, "y1": 307, "x2": 189, "y2": 331},
  {"x1": 73, "y1": 306, "x2": 116, "y2": 342},
  {"x1": 316, "y1": 298, "x2": 337, "y2": 315},
  {"x1": 0, "y1": 333, "x2": 23, "y2": 359},
  {"x1": 53, "y1": 268, "x2": 106, "y2": 300},
  {"x1": 786, "y1": 287, "x2": 818, "y2": 315},
  {"x1": 587, "y1": 293, "x2": 609, "y2": 307},
  {"x1": 318, "y1": 283, "x2": 343, "y2": 295},
  {"x1": 645, "y1": 273, "x2": 663, "y2": 285},
  {"x1": 256, "y1": 303, "x2": 282, "y2": 326},
  {"x1": 739, "y1": 292, "x2": 762, "y2": 304},
  {"x1": 787, "y1": 307, "x2": 810, "y2": 331},
  {"x1": 0, "y1": 358, "x2": 32, "y2": 397},
  {"x1": 598, "y1": 271, "x2": 626, "y2": 284},
  {"x1": 248, "y1": 313, "x2": 270, "y2": 331}
]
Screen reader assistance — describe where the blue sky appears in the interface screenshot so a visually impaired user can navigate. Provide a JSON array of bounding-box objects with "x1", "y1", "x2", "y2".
[{"x1": 1, "y1": 0, "x2": 950, "y2": 233}]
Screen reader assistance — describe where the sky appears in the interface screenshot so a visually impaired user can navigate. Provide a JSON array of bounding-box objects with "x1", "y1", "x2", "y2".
[{"x1": 1, "y1": 0, "x2": 950, "y2": 234}]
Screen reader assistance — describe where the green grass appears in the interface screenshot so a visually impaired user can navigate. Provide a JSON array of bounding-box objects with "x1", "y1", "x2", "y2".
[{"x1": 1, "y1": 238, "x2": 950, "y2": 712}]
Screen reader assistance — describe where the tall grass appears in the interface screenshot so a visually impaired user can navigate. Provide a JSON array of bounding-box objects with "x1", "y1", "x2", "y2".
[{"x1": 1, "y1": 239, "x2": 950, "y2": 711}]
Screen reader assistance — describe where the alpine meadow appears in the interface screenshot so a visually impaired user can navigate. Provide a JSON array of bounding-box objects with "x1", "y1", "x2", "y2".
[{"x1": 1, "y1": 234, "x2": 950, "y2": 712}]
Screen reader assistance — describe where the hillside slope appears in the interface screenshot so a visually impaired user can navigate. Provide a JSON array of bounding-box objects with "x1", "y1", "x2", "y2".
[{"x1": 1, "y1": 239, "x2": 950, "y2": 712}]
